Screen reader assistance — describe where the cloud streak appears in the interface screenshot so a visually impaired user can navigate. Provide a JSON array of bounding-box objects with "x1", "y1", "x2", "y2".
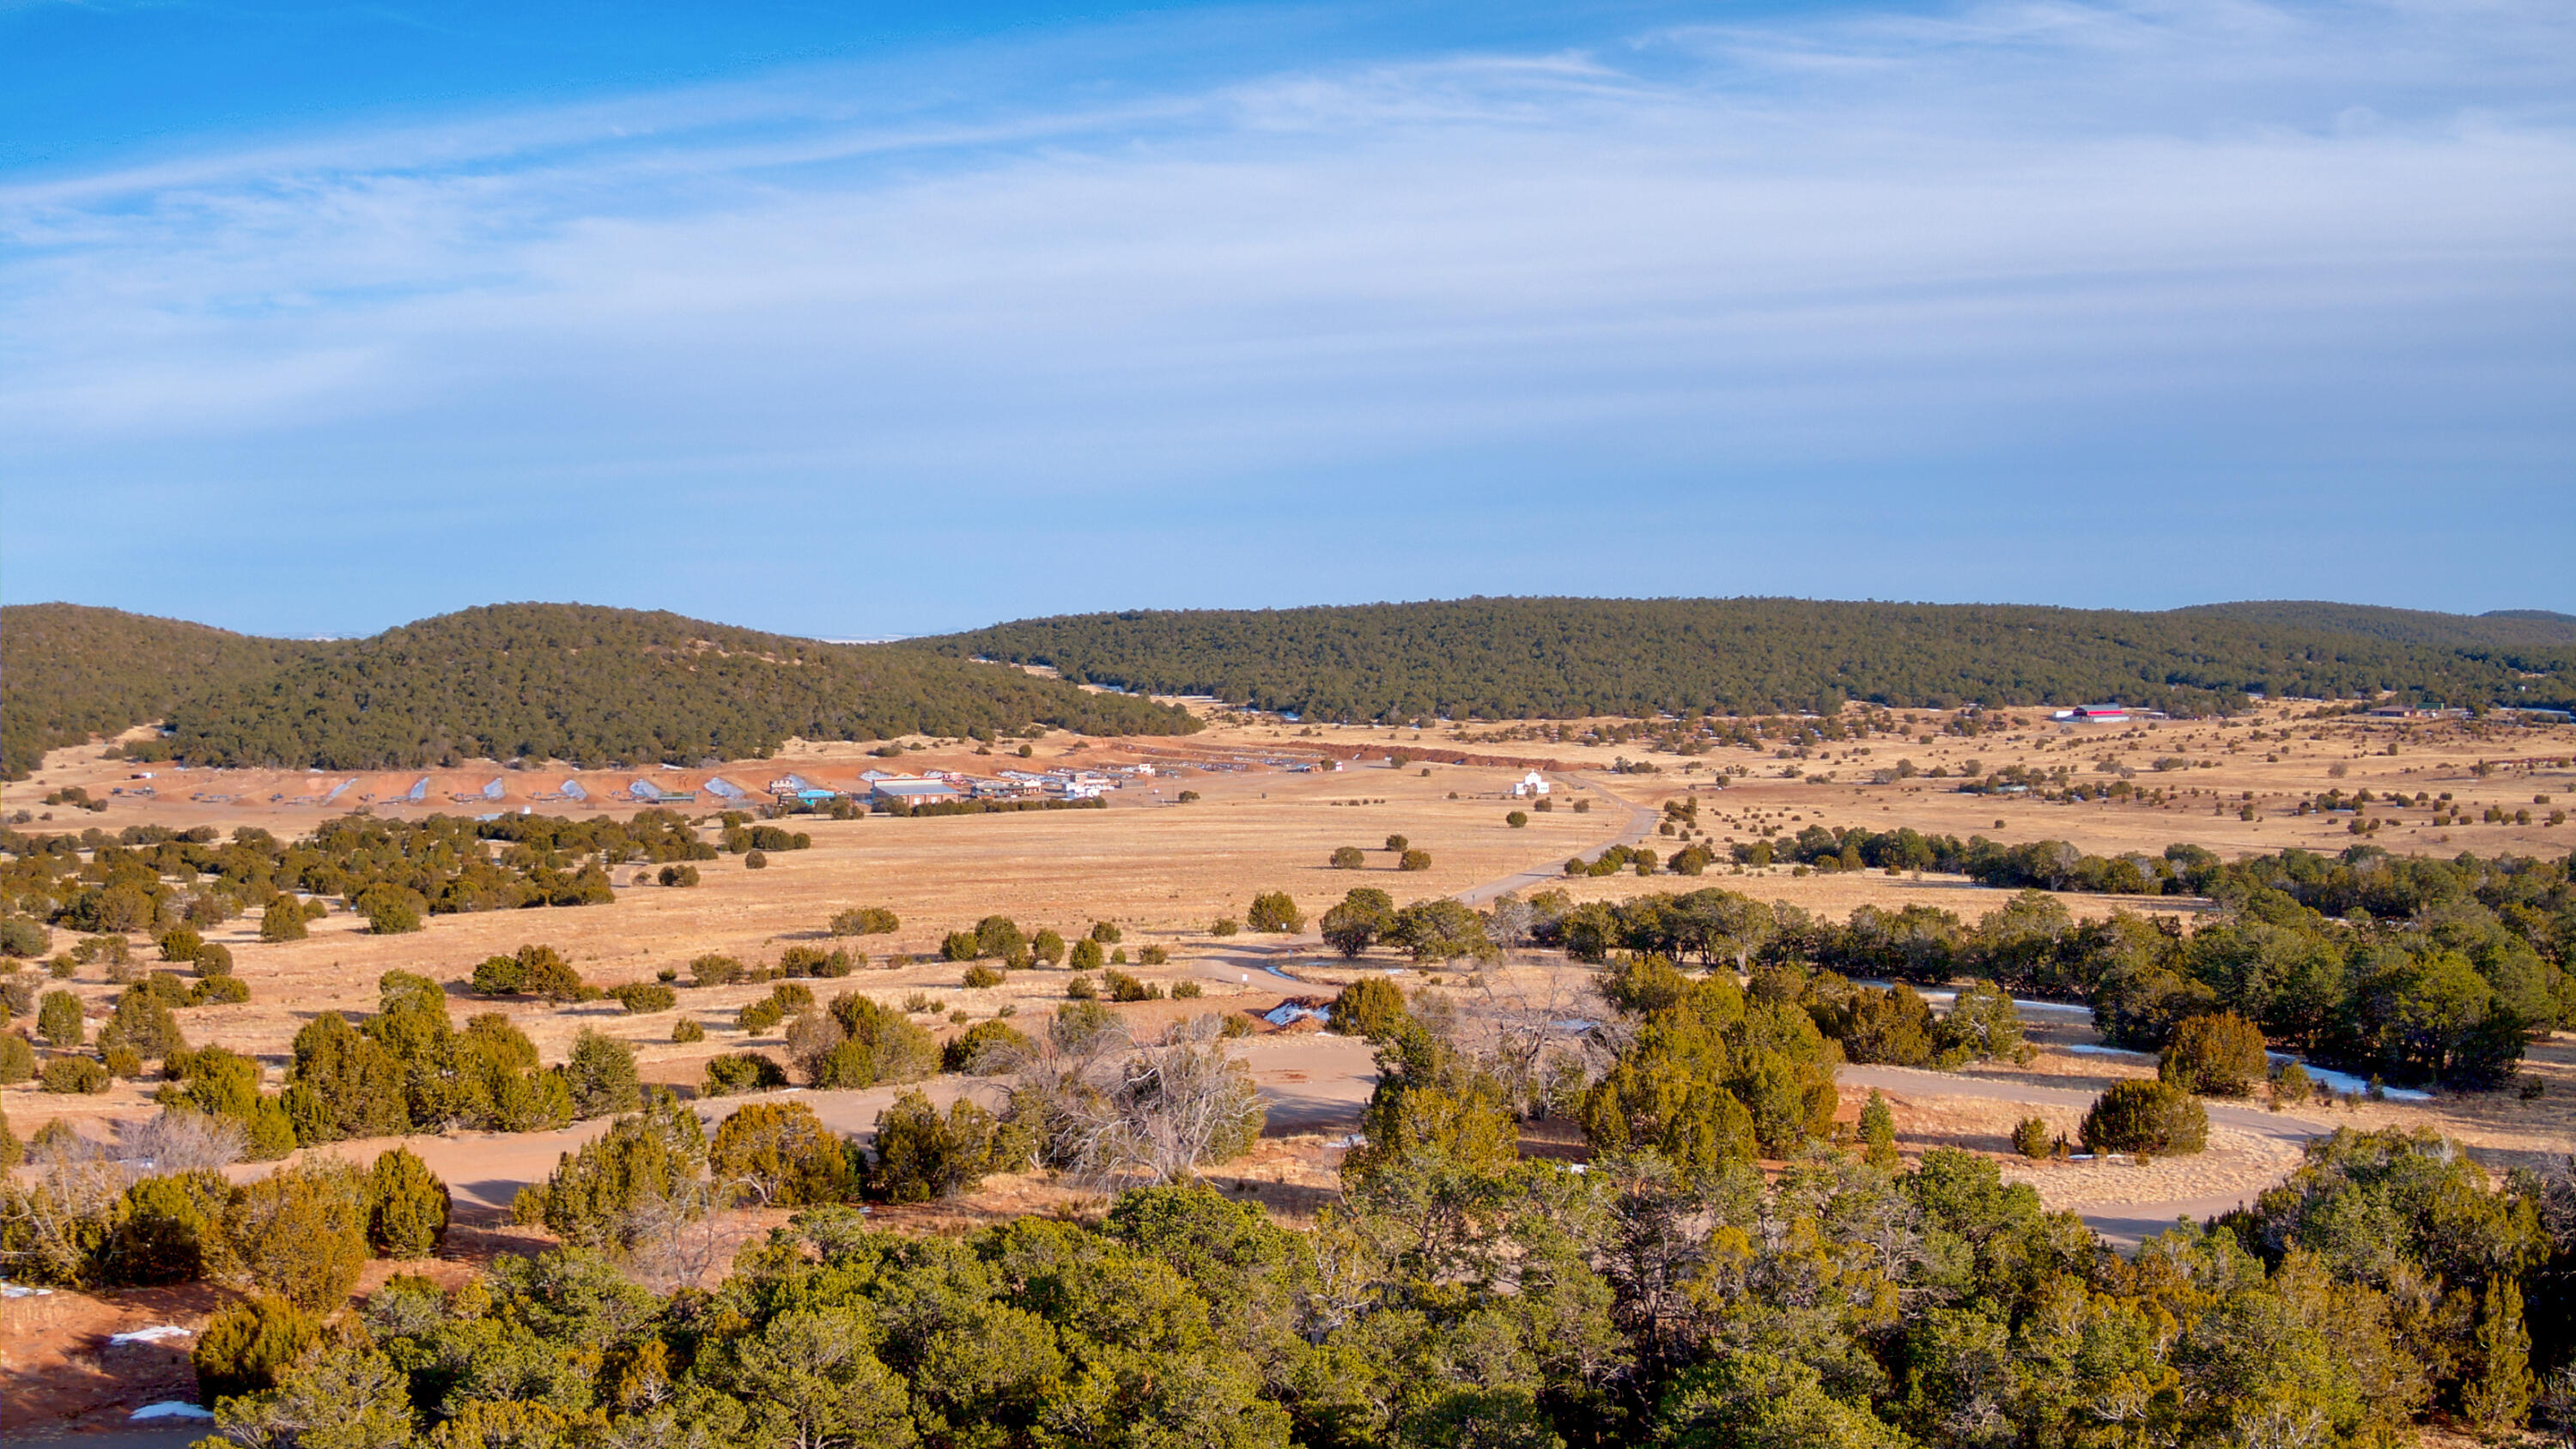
[{"x1": 2, "y1": 0, "x2": 2569, "y2": 630}]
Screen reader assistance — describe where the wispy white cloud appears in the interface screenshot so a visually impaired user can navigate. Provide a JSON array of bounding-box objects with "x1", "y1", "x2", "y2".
[{"x1": 2, "y1": 0, "x2": 2569, "y2": 625}]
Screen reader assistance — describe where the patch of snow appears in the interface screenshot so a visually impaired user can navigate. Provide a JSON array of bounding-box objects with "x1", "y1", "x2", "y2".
[
  {"x1": 1, "y1": 1282, "x2": 54, "y2": 1299},
  {"x1": 2268, "y1": 1052, "x2": 2431, "y2": 1101},
  {"x1": 110, "y1": 1325, "x2": 193, "y2": 1345},
  {"x1": 1263, "y1": 1003, "x2": 1328, "y2": 1027},
  {"x1": 130, "y1": 1402, "x2": 215, "y2": 1421},
  {"x1": 2064, "y1": 1043, "x2": 2149, "y2": 1058}
]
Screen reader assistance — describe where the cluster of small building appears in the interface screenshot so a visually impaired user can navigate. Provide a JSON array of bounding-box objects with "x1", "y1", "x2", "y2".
[{"x1": 763, "y1": 763, "x2": 1157, "y2": 810}]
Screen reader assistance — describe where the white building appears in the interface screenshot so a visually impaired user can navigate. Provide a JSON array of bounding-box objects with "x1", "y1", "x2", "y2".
[{"x1": 1511, "y1": 771, "x2": 1552, "y2": 797}]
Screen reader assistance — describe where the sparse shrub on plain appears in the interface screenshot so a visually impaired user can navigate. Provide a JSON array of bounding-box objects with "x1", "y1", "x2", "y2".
[
  {"x1": 944, "y1": 1019, "x2": 1036, "y2": 1074},
  {"x1": 471, "y1": 943, "x2": 585, "y2": 1001},
  {"x1": 224, "y1": 1159, "x2": 371, "y2": 1311},
  {"x1": 1247, "y1": 892, "x2": 1304, "y2": 933},
  {"x1": 355, "y1": 884, "x2": 426, "y2": 936},
  {"x1": 1138, "y1": 944, "x2": 1170, "y2": 966},
  {"x1": 366, "y1": 1146, "x2": 451, "y2": 1258},
  {"x1": 962, "y1": 962, "x2": 1005, "y2": 990},
  {"x1": 1859, "y1": 1089, "x2": 1899, "y2": 1170},
  {"x1": 1070, "y1": 938, "x2": 1106, "y2": 972},
  {"x1": 1106, "y1": 971, "x2": 1162, "y2": 1003},
  {"x1": 672, "y1": 1018, "x2": 707, "y2": 1044},
  {"x1": 193, "y1": 974, "x2": 251, "y2": 1005},
  {"x1": 565, "y1": 1028, "x2": 641, "y2": 1118},
  {"x1": 193, "y1": 1294, "x2": 319, "y2": 1407},
  {"x1": 710, "y1": 1100, "x2": 856, "y2": 1207},
  {"x1": 1328, "y1": 978, "x2": 1408, "y2": 1040},
  {"x1": 1932, "y1": 979, "x2": 2025, "y2": 1066},
  {"x1": 37, "y1": 988, "x2": 83, "y2": 1047},
  {"x1": 41, "y1": 1055, "x2": 110, "y2": 1094},
  {"x1": 690, "y1": 954, "x2": 745, "y2": 987},
  {"x1": 1330, "y1": 846, "x2": 1366, "y2": 869},
  {"x1": 2081, "y1": 1079, "x2": 2208, "y2": 1155},
  {"x1": 2270, "y1": 1060, "x2": 2312, "y2": 1106},
  {"x1": 1066, "y1": 974, "x2": 1097, "y2": 1001},
  {"x1": 1398, "y1": 849, "x2": 1432, "y2": 872},
  {"x1": 830, "y1": 906, "x2": 901, "y2": 936},
  {"x1": 821, "y1": 992, "x2": 939, "y2": 1087},
  {"x1": 0, "y1": 1033, "x2": 33, "y2": 1084},
  {"x1": 610, "y1": 982, "x2": 677, "y2": 1015},
  {"x1": 703, "y1": 1052, "x2": 789, "y2": 1097},
  {"x1": 107, "y1": 1170, "x2": 234, "y2": 1286},
  {"x1": 866, "y1": 1090, "x2": 1024, "y2": 1203},
  {"x1": 0, "y1": 917, "x2": 50, "y2": 956},
  {"x1": 515, "y1": 1089, "x2": 709, "y2": 1248},
  {"x1": 2011, "y1": 1116, "x2": 2053, "y2": 1159},
  {"x1": 2160, "y1": 1011, "x2": 2269, "y2": 1097}
]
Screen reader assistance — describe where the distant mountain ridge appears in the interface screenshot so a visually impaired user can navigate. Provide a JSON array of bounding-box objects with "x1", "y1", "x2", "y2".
[
  {"x1": 12, "y1": 596, "x2": 2568, "y2": 779},
  {"x1": 0, "y1": 602, "x2": 1198, "y2": 778},
  {"x1": 923, "y1": 596, "x2": 2576, "y2": 724}
]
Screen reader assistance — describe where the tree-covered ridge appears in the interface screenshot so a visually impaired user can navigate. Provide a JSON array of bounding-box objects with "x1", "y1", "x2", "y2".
[
  {"x1": 0, "y1": 604, "x2": 320, "y2": 779},
  {"x1": 4, "y1": 603, "x2": 1197, "y2": 776},
  {"x1": 924, "y1": 597, "x2": 2576, "y2": 722},
  {"x1": 2178, "y1": 600, "x2": 2576, "y2": 648}
]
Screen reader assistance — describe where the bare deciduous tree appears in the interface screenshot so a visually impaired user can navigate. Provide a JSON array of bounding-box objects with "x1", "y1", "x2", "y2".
[
  {"x1": 116, "y1": 1108, "x2": 247, "y2": 1176},
  {"x1": 1010, "y1": 1012, "x2": 1266, "y2": 1188}
]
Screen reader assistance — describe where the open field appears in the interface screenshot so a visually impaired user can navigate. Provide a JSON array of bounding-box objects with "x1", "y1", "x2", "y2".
[
  {"x1": 3, "y1": 700, "x2": 2571, "y2": 1433},
  {"x1": 4, "y1": 699, "x2": 2567, "y2": 1136}
]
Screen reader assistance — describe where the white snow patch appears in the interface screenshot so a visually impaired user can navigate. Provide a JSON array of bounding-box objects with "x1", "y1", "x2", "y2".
[
  {"x1": 2268, "y1": 1052, "x2": 2432, "y2": 1101},
  {"x1": 110, "y1": 1325, "x2": 194, "y2": 1345},
  {"x1": 130, "y1": 1402, "x2": 215, "y2": 1421}
]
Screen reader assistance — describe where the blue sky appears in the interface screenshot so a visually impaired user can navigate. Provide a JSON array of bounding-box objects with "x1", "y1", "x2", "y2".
[{"x1": 3, "y1": 0, "x2": 2570, "y2": 639}]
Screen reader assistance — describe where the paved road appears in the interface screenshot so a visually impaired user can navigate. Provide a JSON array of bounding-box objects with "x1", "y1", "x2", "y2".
[
  {"x1": 1455, "y1": 773, "x2": 1662, "y2": 906},
  {"x1": 1842, "y1": 1064, "x2": 2328, "y2": 1246}
]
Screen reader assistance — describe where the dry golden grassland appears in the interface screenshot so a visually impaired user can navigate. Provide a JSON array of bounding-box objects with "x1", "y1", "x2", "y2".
[{"x1": 3, "y1": 702, "x2": 2568, "y2": 1160}]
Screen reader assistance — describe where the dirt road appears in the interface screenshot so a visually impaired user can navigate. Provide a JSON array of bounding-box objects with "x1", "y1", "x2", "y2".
[
  {"x1": 1842, "y1": 1064, "x2": 2323, "y2": 1245},
  {"x1": 1455, "y1": 773, "x2": 1661, "y2": 906}
]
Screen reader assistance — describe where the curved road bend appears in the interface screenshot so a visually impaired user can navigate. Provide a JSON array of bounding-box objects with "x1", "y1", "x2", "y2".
[
  {"x1": 1841, "y1": 1064, "x2": 2330, "y2": 1246},
  {"x1": 1456, "y1": 773, "x2": 1662, "y2": 906}
]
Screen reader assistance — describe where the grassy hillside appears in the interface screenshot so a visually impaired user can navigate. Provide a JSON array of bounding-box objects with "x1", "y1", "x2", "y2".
[
  {"x1": 5, "y1": 603, "x2": 1197, "y2": 776},
  {"x1": 926, "y1": 597, "x2": 2576, "y2": 724},
  {"x1": 0, "y1": 604, "x2": 319, "y2": 779}
]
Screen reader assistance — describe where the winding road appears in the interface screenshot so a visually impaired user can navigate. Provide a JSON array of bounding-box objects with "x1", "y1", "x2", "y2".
[{"x1": 1455, "y1": 772, "x2": 1662, "y2": 906}]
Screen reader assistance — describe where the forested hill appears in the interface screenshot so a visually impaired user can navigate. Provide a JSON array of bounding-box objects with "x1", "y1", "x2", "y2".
[
  {"x1": 2175, "y1": 600, "x2": 2576, "y2": 649},
  {"x1": 0, "y1": 605, "x2": 321, "y2": 780},
  {"x1": 925, "y1": 597, "x2": 2576, "y2": 723},
  {"x1": 2, "y1": 603, "x2": 1197, "y2": 776}
]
